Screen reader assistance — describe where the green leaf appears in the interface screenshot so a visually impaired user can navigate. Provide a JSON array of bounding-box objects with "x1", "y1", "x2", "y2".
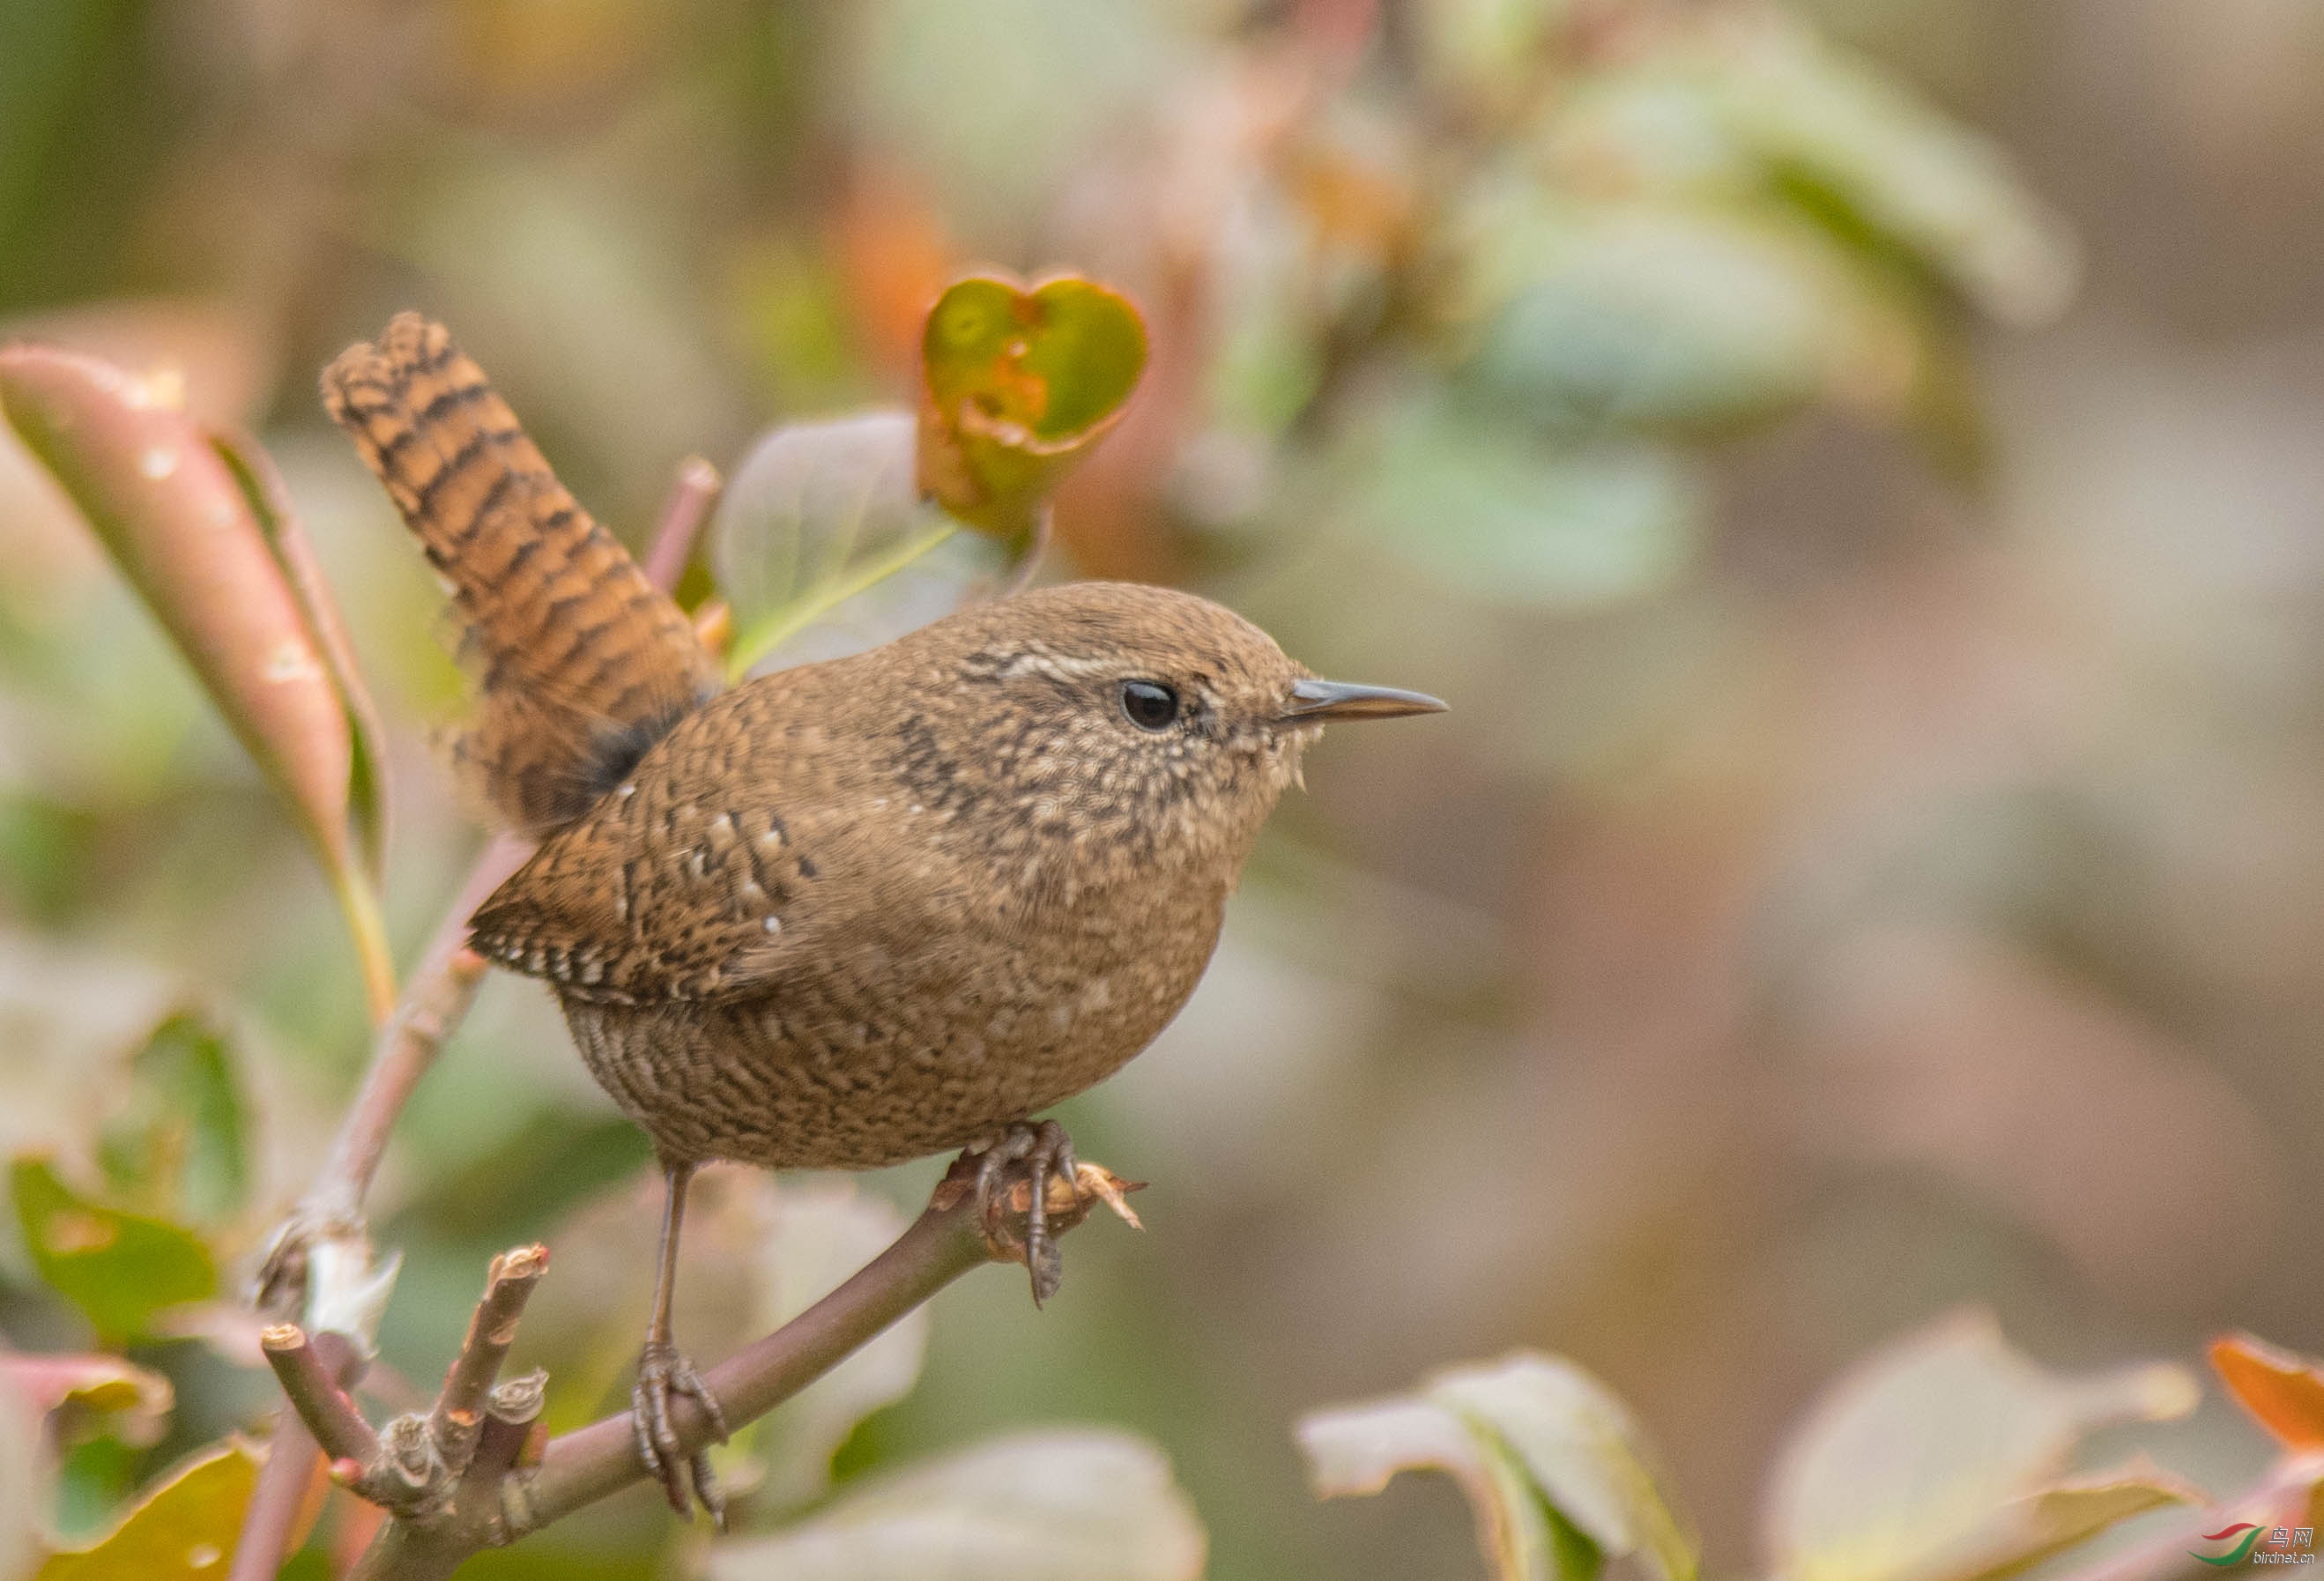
[
  {"x1": 1711, "y1": 13, "x2": 2079, "y2": 326},
  {"x1": 1432, "y1": 1355, "x2": 1697, "y2": 1581},
  {"x1": 1545, "y1": 1503, "x2": 1606, "y2": 1581},
  {"x1": 96, "y1": 1012, "x2": 249, "y2": 1227},
  {"x1": 1299, "y1": 1351, "x2": 1696, "y2": 1581},
  {"x1": 917, "y1": 275, "x2": 1148, "y2": 538},
  {"x1": 36, "y1": 1441, "x2": 259, "y2": 1581},
  {"x1": 1764, "y1": 1309, "x2": 2201, "y2": 1581},
  {"x1": 710, "y1": 410, "x2": 976, "y2": 679},
  {"x1": 1454, "y1": 194, "x2": 1916, "y2": 434},
  {"x1": 1345, "y1": 395, "x2": 1706, "y2": 611},
  {"x1": 739, "y1": 1180, "x2": 929, "y2": 1513},
  {"x1": 704, "y1": 1429, "x2": 1205, "y2": 1581},
  {"x1": 10, "y1": 1156, "x2": 215, "y2": 1346}
]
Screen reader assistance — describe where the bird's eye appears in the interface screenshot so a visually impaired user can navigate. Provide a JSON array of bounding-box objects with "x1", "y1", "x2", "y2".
[{"x1": 1119, "y1": 679, "x2": 1180, "y2": 731}]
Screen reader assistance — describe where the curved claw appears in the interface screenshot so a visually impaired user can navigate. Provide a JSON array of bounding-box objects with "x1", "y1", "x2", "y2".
[
  {"x1": 971, "y1": 1120, "x2": 1077, "y2": 1305},
  {"x1": 631, "y1": 1342, "x2": 729, "y2": 1528}
]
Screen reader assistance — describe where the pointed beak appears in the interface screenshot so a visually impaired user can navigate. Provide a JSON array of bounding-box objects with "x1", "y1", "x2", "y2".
[{"x1": 1279, "y1": 678, "x2": 1449, "y2": 723}]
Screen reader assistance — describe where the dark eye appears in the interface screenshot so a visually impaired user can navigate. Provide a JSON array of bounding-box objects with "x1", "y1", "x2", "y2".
[{"x1": 1119, "y1": 679, "x2": 1180, "y2": 731}]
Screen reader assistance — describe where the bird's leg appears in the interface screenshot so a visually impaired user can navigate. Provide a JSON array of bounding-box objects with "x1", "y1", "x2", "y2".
[
  {"x1": 630, "y1": 1159, "x2": 729, "y2": 1527},
  {"x1": 971, "y1": 1119, "x2": 1077, "y2": 1305}
]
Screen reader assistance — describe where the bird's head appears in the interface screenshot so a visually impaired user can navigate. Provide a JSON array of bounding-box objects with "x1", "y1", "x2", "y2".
[{"x1": 889, "y1": 581, "x2": 1444, "y2": 887}]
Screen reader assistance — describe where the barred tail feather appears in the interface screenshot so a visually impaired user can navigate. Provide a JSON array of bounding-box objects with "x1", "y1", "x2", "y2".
[{"x1": 322, "y1": 314, "x2": 719, "y2": 833}]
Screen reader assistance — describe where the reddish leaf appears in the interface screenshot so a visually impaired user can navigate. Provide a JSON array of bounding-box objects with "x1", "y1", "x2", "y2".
[
  {"x1": 0, "y1": 345, "x2": 391, "y2": 1017},
  {"x1": 0, "y1": 1354, "x2": 173, "y2": 1448}
]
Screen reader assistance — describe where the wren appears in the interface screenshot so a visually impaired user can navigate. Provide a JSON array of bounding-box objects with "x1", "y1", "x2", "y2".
[{"x1": 323, "y1": 315, "x2": 1444, "y2": 1522}]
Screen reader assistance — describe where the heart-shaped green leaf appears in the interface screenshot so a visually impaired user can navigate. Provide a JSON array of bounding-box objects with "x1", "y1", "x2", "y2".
[{"x1": 917, "y1": 275, "x2": 1147, "y2": 539}]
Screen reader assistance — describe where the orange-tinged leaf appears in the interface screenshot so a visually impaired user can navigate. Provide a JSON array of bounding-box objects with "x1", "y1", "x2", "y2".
[
  {"x1": 0, "y1": 345, "x2": 391, "y2": 1018},
  {"x1": 36, "y1": 1441, "x2": 259, "y2": 1580},
  {"x1": 916, "y1": 274, "x2": 1147, "y2": 539},
  {"x1": 2210, "y1": 1334, "x2": 2324, "y2": 1451}
]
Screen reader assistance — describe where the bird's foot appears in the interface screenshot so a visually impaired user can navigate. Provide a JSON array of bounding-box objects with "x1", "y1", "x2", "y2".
[
  {"x1": 631, "y1": 1340, "x2": 729, "y2": 1528},
  {"x1": 957, "y1": 1121, "x2": 1145, "y2": 1306}
]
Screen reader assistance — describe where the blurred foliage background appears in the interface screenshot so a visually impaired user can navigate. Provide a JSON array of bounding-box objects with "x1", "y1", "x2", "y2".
[{"x1": 4, "y1": 0, "x2": 2322, "y2": 1576}]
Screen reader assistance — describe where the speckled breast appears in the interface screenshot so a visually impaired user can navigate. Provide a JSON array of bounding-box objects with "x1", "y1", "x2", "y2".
[{"x1": 559, "y1": 878, "x2": 1228, "y2": 1169}]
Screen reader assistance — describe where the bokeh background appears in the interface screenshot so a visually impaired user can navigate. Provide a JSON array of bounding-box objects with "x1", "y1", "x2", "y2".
[{"x1": 4, "y1": 0, "x2": 2322, "y2": 1576}]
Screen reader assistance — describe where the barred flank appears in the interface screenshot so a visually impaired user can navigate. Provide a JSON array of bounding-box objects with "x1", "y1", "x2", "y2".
[{"x1": 322, "y1": 314, "x2": 719, "y2": 833}]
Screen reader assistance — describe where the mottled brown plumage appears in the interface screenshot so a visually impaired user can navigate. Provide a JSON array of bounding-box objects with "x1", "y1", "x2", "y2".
[
  {"x1": 325, "y1": 315, "x2": 1443, "y2": 1525},
  {"x1": 471, "y1": 583, "x2": 1346, "y2": 1169}
]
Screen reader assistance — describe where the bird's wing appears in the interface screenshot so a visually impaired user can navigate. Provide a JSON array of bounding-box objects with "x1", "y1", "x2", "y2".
[{"x1": 466, "y1": 681, "x2": 915, "y2": 1004}]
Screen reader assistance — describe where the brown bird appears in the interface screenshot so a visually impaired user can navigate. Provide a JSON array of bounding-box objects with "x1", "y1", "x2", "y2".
[{"x1": 323, "y1": 315, "x2": 1444, "y2": 1523}]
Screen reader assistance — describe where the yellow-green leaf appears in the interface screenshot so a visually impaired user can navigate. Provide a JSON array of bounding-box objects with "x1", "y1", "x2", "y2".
[
  {"x1": 916, "y1": 275, "x2": 1147, "y2": 539},
  {"x1": 37, "y1": 1442, "x2": 258, "y2": 1581},
  {"x1": 10, "y1": 1156, "x2": 215, "y2": 1346}
]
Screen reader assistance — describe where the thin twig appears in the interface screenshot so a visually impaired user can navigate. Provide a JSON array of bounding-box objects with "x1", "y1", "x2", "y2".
[
  {"x1": 237, "y1": 834, "x2": 531, "y2": 1577},
  {"x1": 467, "y1": 1370, "x2": 548, "y2": 1487},
  {"x1": 427, "y1": 1245, "x2": 547, "y2": 1468},
  {"x1": 261, "y1": 1326, "x2": 381, "y2": 1466},
  {"x1": 308, "y1": 835, "x2": 530, "y2": 1226},
  {"x1": 343, "y1": 1158, "x2": 1129, "y2": 1581},
  {"x1": 231, "y1": 1330, "x2": 364, "y2": 1581},
  {"x1": 643, "y1": 456, "x2": 722, "y2": 595}
]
